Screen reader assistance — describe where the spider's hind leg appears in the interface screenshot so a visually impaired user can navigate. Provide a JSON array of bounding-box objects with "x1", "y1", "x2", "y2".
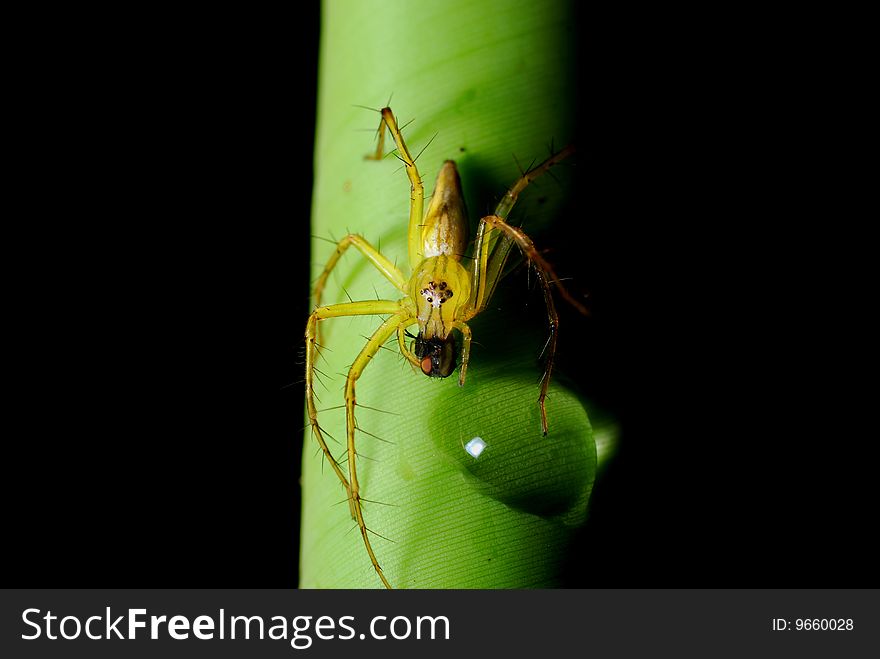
[
  {"x1": 363, "y1": 106, "x2": 426, "y2": 271},
  {"x1": 494, "y1": 144, "x2": 576, "y2": 221}
]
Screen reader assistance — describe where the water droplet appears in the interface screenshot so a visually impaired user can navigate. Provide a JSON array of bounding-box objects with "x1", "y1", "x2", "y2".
[{"x1": 464, "y1": 437, "x2": 487, "y2": 458}]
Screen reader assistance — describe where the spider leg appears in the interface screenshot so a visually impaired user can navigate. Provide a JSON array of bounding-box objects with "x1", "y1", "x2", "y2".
[
  {"x1": 313, "y1": 234, "x2": 407, "y2": 309},
  {"x1": 397, "y1": 321, "x2": 420, "y2": 369},
  {"x1": 452, "y1": 321, "x2": 472, "y2": 387},
  {"x1": 470, "y1": 145, "x2": 576, "y2": 311},
  {"x1": 494, "y1": 144, "x2": 575, "y2": 221},
  {"x1": 479, "y1": 216, "x2": 586, "y2": 435},
  {"x1": 344, "y1": 310, "x2": 415, "y2": 589},
  {"x1": 305, "y1": 299, "x2": 402, "y2": 532},
  {"x1": 365, "y1": 107, "x2": 425, "y2": 270},
  {"x1": 312, "y1": 234, "x2": 408, "y2": 345}
]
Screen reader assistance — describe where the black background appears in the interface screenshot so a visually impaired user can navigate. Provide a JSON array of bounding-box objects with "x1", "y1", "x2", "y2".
[{"x1": 6, "y1": 6, "x2": 872, "y2": 588}]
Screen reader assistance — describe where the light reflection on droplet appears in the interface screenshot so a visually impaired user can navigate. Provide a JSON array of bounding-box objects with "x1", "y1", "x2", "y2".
[{"x1": 464, "y1": 437, "x2": 487, "y2": 458}]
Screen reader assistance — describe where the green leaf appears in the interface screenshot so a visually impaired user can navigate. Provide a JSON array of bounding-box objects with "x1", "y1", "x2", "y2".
[{"x1": 300, "y1": 0, "x2": 614, "y2": 588}]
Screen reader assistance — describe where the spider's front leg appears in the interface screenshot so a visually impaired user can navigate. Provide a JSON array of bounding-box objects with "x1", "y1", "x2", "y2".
[
  {"x1": 343, "y1": 309, "x2": 415, "y2": 589},
  {"x1": 466, "y1": 145, "x2": 585, "y2": 435},
  {"x1": 305, "y1": 300, "x2": 400, "y2": 519},
  {"x1": 479, "y1": 215, "x2": 586, "y2": 436}
]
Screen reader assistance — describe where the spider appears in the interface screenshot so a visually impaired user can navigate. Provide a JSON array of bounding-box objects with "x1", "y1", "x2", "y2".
[{"x1": 305, "y1": 107, "x2": 586, "y2": 588}]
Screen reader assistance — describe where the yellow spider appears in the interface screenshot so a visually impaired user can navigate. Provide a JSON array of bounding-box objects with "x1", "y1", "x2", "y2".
[{"x1": 305, "y1": 107, "x2": 585, "y2": 588}]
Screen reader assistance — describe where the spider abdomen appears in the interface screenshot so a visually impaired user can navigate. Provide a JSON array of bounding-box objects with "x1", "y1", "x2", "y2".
[{"x1": 421, "y1": 160, "x2": 468, "y2": 260}]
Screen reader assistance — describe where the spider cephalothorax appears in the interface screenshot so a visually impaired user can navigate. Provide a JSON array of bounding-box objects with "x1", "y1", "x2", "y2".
[
  {"x1": 305, "y1": 106, "x2": 585, "y2": 588},
  {"x1": 413, "y1": 273, "x2": 459, "y2": 377}
]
